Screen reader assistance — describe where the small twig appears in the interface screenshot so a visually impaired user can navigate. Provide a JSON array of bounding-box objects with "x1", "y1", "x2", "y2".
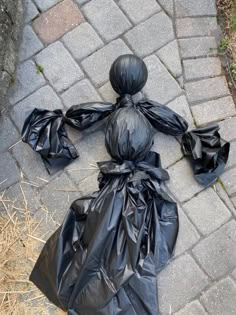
[
  {"x1": 0, "y1": 290, "x2": 31, "y2": 294},
  {"x1": 21, "y1": 181, "x2": 39, "y2": 188},
  {"x1": 36, "y1": 177, "x2": 49, "y2": 183},
  {"x1": 26, "y1": 294, "x2": 45, "y2": 302},
  {"x1": 6, "y1": 279, "x2": 32, "y2": 284},
  {"x1": 53, "y1": 189, "x2": 79, "y2": 192},
  {"x1": 68, "y1": 167, "x2": 98, "y2": 171},
  {"x1": 8, "y1": 139, "x2": 22, "y2": 150},
  {"x1": 27, "y1": 234, "x2": 46, "y2": 244},
  {"x1": 0, "y1": 178, "x2": 7, "y2": 186},
  {"x1": 20, "y1": 185, "x2": 28, "y2": 209}
]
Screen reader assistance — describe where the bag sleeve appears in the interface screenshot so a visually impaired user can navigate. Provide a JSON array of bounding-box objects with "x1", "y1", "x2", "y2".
[
  {"x1": 22, "y1": 103, "x2": 114, "y2": 174},
  {"x1": 138, "y1": 100, "x2": 230, "y2": 186},
  {"x1": 138, "y1": 100, "x2": 189, "y2": 136},
  {"x1": 22, "y1": 108, "x2": 78, "y2": 174},
  {"x1": 65, "y1": 102, "x2": 114, "y2": 130},
  {"x1": 182, "y1": 125, "x2": 230, "y2": 186}
]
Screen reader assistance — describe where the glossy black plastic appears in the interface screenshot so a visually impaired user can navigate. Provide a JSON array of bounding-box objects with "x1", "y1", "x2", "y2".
[
  {"x1": 182, "y1": 125, "x2": 230, "y2": 186},
  {"x1": 23, "y1": 54, "x2": 230, "y2": 314}
]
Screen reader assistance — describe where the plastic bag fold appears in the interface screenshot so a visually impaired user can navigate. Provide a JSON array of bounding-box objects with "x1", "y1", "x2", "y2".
[
  {"x1": 22, "y1": 103, "x2": 113, "y2": 174},
  {"x1": 22, "y1": 108, "x2": 78, "y2": 174},
  {"x1": 182, "y1": 125, "x2": 230, "y2": 186},
  {"x1": 30, "y1": 152, "x2": 178, "y2": 314}
]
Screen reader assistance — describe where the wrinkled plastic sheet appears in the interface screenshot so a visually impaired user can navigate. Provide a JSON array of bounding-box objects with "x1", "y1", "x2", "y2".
[{"x1": 22, "y1": 54, "x2": 230, "y2": 314}]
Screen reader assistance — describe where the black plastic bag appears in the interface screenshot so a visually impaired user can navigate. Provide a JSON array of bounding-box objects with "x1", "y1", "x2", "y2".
[
  {"x1": 22, "y1": 103, "x2": 114, "y2": 174},
  {"x1": 22, "y1": 108, "x2": 78, "y2": 174},
  {"x1": 30, "y1": 151, "x2": 178, "y2": 314},
  {"x1": 182, "y1": 125, "x2": 230, "y2": 186},
  {"x1": 26, "y1": 54, "x2": 230, "y2": 314}
]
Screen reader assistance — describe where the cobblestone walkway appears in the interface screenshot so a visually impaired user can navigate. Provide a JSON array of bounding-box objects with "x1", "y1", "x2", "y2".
[{"x1": 1, "y1": 0, "x2": 236, "y2": 314}]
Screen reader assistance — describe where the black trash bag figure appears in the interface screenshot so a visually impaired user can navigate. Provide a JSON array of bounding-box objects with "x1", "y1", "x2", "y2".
[{"x1": 23, "y1": 55, "x2": 230, "y2": 315}]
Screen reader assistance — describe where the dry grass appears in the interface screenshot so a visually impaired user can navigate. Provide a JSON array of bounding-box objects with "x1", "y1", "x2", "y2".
[{"x1": 0, "y1": 186, "x2": 65, "y2": 315}]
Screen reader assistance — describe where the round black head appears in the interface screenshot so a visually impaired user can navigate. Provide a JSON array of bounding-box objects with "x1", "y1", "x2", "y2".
[{"x1": 109, "y1": 54, "x2": 148, "y2": 95}]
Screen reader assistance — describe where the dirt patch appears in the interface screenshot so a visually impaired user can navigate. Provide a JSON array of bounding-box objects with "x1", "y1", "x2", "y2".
[{"x1": 217, "y1": 0, "x2": 236, "y2": 99}]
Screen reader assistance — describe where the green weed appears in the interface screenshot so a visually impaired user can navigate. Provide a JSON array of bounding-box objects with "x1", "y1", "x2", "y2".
[{"x1": 36, "y1": 64, "x2": 44, "y2": 74}]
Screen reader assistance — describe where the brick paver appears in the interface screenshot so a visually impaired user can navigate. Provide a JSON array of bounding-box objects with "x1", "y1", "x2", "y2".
[
  {"x1": 200, "y1": 278, "x2": 236, "y2": 315},
  {"x1": 184, "y1": 188, "x2": 231, "y2": 235},
  {"x1": 35, "y1": 41, "x2": 84, "y2": 92},
  {"x1": 9, "y1": 60, "x2": 45, "y2": 105},
  {"x1": 179, "y1": 37, "x2": 217, "y2": 58},
  {"x1": 33, "y1": 0, "x2": 84, "y2": 44},
  {"x1": 175, "y1": 0, "x2": 217, "y2": 17},
  {"x1": 11, "y1": 86, "x2": 63, "y2": 130},
  {"x1": 185, "y1": 77, "x2": 230, "y2": 104},
  {"x1": 175, "y1": 301, "x2": 207, "y2": 315},
  {"x1": 3, "y1": 0, "x2": 236, "y2": 314},
  {"x1": 156, "y1": 40, "x2": 182, "y2": 78},
  {"x1": 193, "y1": 221, "x2": 236, "y2": 279},
  {"x1": 191, "y1": 96, "x2": 236, "y2": 126},
  {"x1": 119, "y1": 0, "x2": 161, "y2": 24},
  {"x1": 83, "y1": 0, "x2": 131, "y2": 41},
  {"x1": 62, "y1": 22, "x2": 103, "y2": 61},
  {"x1": 176, "y1": 17, "x2": 218, "y2": 38},
  {"x1": 124, "y1": 12, "x2": 174, "y2": 57},
  {"x1": 19, "y1": 25, "x2": 43, "y2": 62},
  {"x1": 158, "y1": 254, "x2": 209, "y2": 313},
  {"x1": 143, "y1": 55, "x2": 182, "y2": 103},
  {"x1": 183, "y1": 57, "x2": 222, "y2": 81}
]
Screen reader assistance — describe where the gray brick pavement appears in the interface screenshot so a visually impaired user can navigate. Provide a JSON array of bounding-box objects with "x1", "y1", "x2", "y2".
[
  {"x1": 152, "y1": 131, "x2": 183, "y2": 169},
  {"x1": 179, "y1": 37, "x2": 217, "y2": 59},
  {"x1": 158, "y1": 0, "x2": 173, "y2": 16},
  {"x1": 119, "y1": 0, "x2": 161, "y2": 24},
  {"x1": 61, "y1": 79, "x2": 102, "y2": 108},
  {"x1": 174, "y1": 208, "x2": 200, "y2": 257},
  {"x1": 175, "y1": 301, "x2": 207, "y2": 315},
  {"x1": 156, "y1": 40, "x2": 182, "y2": 78},
  {"x1": 184, "y1": 188, "x2": 231, "y2": 235},
  {"x1": 175, "y1": 0, "x2": 217, "y2": 17},
  {"x1": 11, "y1": 85, "x2": 63, "y2": 131},
  {"x1": 193, "y1": 220, "x2": 236, "y2": 279},
  {"x1": 81, "y1": 39, "x2": 131, "y2": 87},
  {"x1": 9, "y1": 60, "x2": 46, "y2": 105},
  {"x1": 2, "y1": 0, "x2": 236, "y2": 313},
  {"x1": 62, "y1": 22, "x2": 103, "y2": 61},
  {"x1": 185, "y1": 77, "x2": 230, "y2": 104},
  {"x1": 143, "y1": 55, "x2": 182, "y2": 104},
  {"x1": 191, "y1": 96, "x2": 236, "y2": 126},
  {"x1": 167, "y1": 159, "x2": 203, "y2": 202},
  {"x1": 166, "y1": 95, "x2": 195, "y2": 127},
  {"x1": 176, "y1": 17, "x2": 218, "y2": 38},
  {"x1": 158, "y1": 254, "x2": 209, "y2": 313},
  {"x1": 83, "y1": 0, "x2": 131, "y2": 41},
  {"x1": 34, "y1": 0, "x2": 62, "y2": 11},
  {"x1": 0, "y1": 116, "x2": 19, "y2": 151},
  {"x1": 25, "y1": 0, "x2": 39, "y2": 23},
  {"x1": 40, "y1": 172, "x2": 79, "y2": 223},
  {"x1": 219, "y1": 117, "x2": 236, "y2": 141},
  {"x1": 19, "y1": 25, "x2": 43, "y2": 62},
  {"x1": 183, "y1": 57, "x2": 222, "y2": 81},
  {"x1": 200, "y1": 278, "x2": 236, "y2": 315},
  {"x1": 0, "y1": 152, "x2": 20, "y2": 190},
  {"x1": 124, "y1": 12, "x2": 174, "y2": 57},
  {"x1": 35, "y1": 41, "x2": 84, "y2": 92}
]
